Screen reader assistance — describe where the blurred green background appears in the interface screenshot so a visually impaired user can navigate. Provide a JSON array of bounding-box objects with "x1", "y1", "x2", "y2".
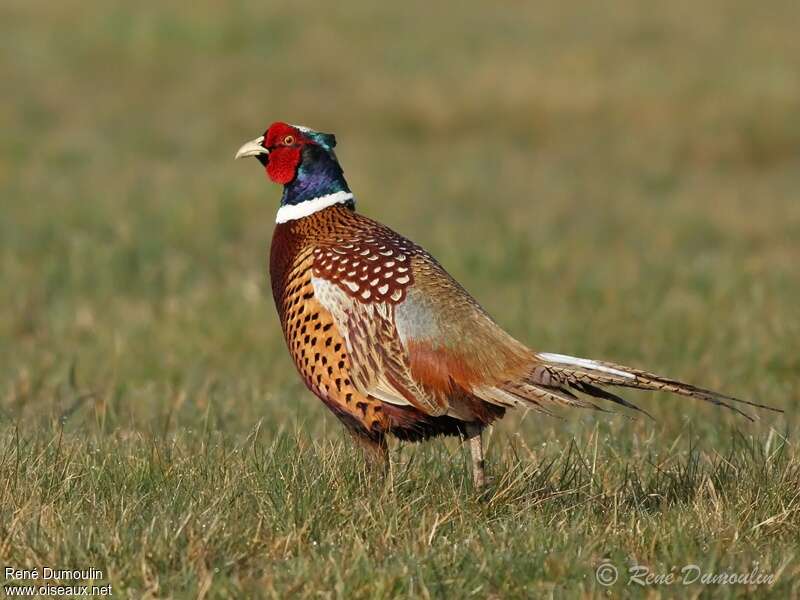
[{"x1": 1, "y1": 0, "x2": 799, "y2": 597}]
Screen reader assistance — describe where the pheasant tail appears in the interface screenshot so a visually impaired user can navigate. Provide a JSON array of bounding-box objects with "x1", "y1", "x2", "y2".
[{"x1": 497, "y1": 352, "x2": 783, "y2": 421}]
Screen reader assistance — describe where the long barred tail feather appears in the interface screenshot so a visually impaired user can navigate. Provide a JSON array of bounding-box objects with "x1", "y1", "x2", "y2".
[
  {"x1": 498, "y1": 352, "x2": 785, "y2": 420},
  {"x1": 568, "y1": 381, "x2": 656, "y2": 420}
]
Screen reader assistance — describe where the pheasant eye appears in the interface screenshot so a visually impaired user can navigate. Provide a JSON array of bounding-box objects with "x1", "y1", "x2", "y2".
[{"x1": 283, "y1": 135, "x2": 295, "y2": 145}]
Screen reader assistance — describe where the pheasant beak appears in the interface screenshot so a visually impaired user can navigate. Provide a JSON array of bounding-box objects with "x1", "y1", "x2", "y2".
[{"x1": 234, "y1": 136, "x2": 269, "y2": 160}]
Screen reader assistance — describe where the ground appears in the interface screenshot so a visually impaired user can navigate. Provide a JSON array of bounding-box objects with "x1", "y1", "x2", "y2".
[{"x1": 1, "y1": 0, "x2": 799, "y2": 598}]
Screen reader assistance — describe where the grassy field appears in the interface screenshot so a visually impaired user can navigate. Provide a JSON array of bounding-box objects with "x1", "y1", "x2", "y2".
[{"x1": 2, "y1": 0, "x2": 800, "y2": 597}]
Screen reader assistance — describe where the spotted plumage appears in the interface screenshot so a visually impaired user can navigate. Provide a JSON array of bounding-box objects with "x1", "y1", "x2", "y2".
[
  {"x1": 311, "y1": 226, "x2": 416, "y2": 304},
  {"x1": 236, "y1": 122, "x2": 781, "y2": 487},
  {"x1": 270, "y1": 208, "x2": 389, "y2": 454}
]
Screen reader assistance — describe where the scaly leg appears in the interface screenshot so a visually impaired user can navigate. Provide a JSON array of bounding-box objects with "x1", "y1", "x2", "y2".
[{"x1": 464, "y1": 423, "x2": 486, "y2": 489}]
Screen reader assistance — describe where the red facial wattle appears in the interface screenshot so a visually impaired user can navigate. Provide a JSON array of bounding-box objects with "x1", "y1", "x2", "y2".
[
  {"x1": 266, "y1": 146, "x2": 302, "y2": 184},
  {"x1": 261, "y1": 122, "x2": 311, "y2": 185}
]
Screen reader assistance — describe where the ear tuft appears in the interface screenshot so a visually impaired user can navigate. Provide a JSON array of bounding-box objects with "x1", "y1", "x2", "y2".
[{"x1": 317, "y1": 132, "x2": 337, "y2": 150}]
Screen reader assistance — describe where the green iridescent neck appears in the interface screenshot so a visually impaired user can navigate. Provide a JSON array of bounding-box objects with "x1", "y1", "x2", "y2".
[{"x1": 281, "y1": 145, "x2": 351, "y2": 206}]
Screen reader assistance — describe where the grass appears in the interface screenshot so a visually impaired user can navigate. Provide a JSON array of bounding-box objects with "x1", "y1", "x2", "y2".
[
  {"x1": 1, "y1": 0, "x2": 799, "y2": 597},
  {"x1": 1, "y1": 426, "x2": 797, "y2": 598}
]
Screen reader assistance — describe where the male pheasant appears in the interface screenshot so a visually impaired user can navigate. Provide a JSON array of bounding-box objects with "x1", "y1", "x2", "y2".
[{"x1": 235, "y1": 122, "x2": 778, "y2": 487}]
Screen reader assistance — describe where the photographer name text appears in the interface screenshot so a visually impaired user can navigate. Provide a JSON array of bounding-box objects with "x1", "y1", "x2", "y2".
[{"x1": 3, "y1": 567, "x2": 111, "y2": 597}]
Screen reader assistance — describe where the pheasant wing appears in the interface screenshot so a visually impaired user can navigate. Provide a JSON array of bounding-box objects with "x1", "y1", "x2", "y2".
[{"x1": 310, "y1": 222, "x2": 536, "y2": 417}]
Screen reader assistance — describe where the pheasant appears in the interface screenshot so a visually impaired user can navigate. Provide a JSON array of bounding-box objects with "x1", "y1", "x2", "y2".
[{"x1": 235, "y1": 122, "x2": 779, "y2": 488}]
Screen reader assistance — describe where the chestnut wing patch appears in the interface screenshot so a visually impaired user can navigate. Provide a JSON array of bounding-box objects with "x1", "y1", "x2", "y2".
[{"x1": 311, "y1": 232, "x2": 417, "y2": 304}]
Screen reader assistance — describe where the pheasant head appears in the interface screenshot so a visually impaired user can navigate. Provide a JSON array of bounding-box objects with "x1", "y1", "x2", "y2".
[{"x1": 235, "y1": 122, "x2": 353, "y2": 221}]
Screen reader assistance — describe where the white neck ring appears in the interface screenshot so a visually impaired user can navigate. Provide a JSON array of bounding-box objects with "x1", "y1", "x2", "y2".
[{"x1": 275, "y1": 191, "x2": 354, "y2": 223}]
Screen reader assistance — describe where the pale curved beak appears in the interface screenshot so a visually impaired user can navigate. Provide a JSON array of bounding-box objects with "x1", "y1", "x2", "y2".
[{"x1": 235, "y1": 136, "x2": 268, "y2": 160}]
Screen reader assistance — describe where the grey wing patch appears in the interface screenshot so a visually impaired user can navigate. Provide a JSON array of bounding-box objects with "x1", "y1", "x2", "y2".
[{"x1": 394, "y1": 285, "x2": 443, "y2": 345}]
